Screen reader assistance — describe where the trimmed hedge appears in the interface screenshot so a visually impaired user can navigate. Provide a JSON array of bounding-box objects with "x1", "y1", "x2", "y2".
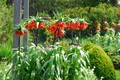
[{"x1": 83, "y1": 42, "x2": 116, "y2": 80}]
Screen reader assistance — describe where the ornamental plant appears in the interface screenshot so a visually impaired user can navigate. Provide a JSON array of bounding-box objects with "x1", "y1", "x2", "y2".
[
  {"x1": 66, "y1": 19, "x2": 80, "y2": 45},
  {"x1": 25, "y1": 17, "x2": 46, "y2": 46},
  {"x1": 77, "y1": 20, "x2": 88, "y2": 45},
  {"x1": 117, "y1": 23, "x2": 120, "y2": 29},
  {"x1": 15, "y1": 24, "x2": 28, "y2": 37},
  {"x1": 66, "y1": 18, "x2": 88, "y2": 45},
  {"x1": 83, "y1": 42, "x2": 116, "y2": 80},
  {"x1": 14, "y1": 23, "x2": 28, "y2": 50},
  {"x1": 87, "y1": 26, "x2": 120, "y2": 55},
  {"x1": 96, "y1": 23, "x2": 101, "y2": 34},
  {"x1": 47, "y1": 20, "x2": 66, "y2": 43},
  {"x1": 9, "y1": 42, "x2": 97, "y2": 80}
]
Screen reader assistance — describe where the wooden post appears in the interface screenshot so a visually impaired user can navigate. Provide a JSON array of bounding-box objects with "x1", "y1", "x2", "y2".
[
  {"x1": 12, "y1": 0, "x2": 21, "y2": 80},
  {"x1": 23, "y1": 0, "x2": 29, "y2": 51}
]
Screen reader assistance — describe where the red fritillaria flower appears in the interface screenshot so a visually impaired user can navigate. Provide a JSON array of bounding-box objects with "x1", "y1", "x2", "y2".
[
  {"x1": 110, "y1": 29, "x2": 114, "y2": 33},
  {"x1": 55, "y1": 21, "x2": 66, "y2": 30},
  {"x1": 74, "y1": 22, "x2": 80, "y2": 30},
  {"x1": 111, "y1": 22, "x2": 116, "y2": 27},
  {"x1": 117, "y1": 25, "x2": 120, "y2": 29},
  {"x1": 25, "y1": 21, "x2": 36, "y2": 30},
  {"x1": 97, "y1": 23, "x2": 101, "y2": 27},
  {"x1": 38, "y1": 22, "x2": 45, "y2": 29},
  {"x1": 66, "y1": 22, "x2": 79, "y2": 30},
  {"x1": 79, "y1": 22, "x2": 88, "y2": 30},
  {"x1": 66, "y1": 23, "x2": 73, "y2": 30},
  {"x1": 55, "y1": 30, "x2": 65, "y2": 37},
  {"x1": 104, "y1": 21, "x2": 108, "y2": 26},
  {"x1": 15, "y1": 30, "x2": 23, "y2": 36},
  {"x1": 23, "y1": 30, "x2": 27, "y2": 35},
  {"x1": 104, "y1": 27, "x2": 109, "y2": 31},
  {"x1": 96, "y1": 27, "x2": 101, "y2": 31},
  {"x1": 15, "y1": 29, "x2": 27, "y2": 36},
  {"x1": 47, "y1": 21, "x2": 66, "y2": 37}
]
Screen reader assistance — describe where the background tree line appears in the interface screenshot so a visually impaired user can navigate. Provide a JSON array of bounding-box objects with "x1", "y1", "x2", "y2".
[{"x1": 6, "y1": 0, "x2": 119, "y2": 16}]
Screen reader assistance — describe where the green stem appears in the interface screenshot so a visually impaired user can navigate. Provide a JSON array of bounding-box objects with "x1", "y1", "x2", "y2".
[
  {"x1": 71, "y1": 30, "x2": 74, "y2": 45},
  {"x1": 78, "y1": 30, "x2": 81, "y2": 45},
  {"x1": 18, "y1": 37, "x2": 20, "y2": 51}
]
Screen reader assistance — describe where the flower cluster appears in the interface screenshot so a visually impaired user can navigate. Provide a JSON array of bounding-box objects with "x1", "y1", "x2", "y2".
[
  {"x1": 25, "y1": 21, "x2": 45, "y2": 30},
  {"x1": 14, "y1": 17, "x2": 88, "y2": 39},
  {"x1": 96, "y1": 21, "x2": 120, "y2": 34},
  {"x1": 47, "y1": 19, "x2": 88, "y2": 38},
  {"x1": 15, "y1": 29, "x2": 27, "y2": 36},
  {"x1": 15, "y1": 17, "x2": 45, "y2": 36},
  {"x1": 66, "y1": 21, "x2": 88, "y2": 30},
  {"x1": 47, "y1": 21, "x2": 66, "y2": 37},
  {"x1": 96, "y1": 23, "x2": 101, "y2": 31}
]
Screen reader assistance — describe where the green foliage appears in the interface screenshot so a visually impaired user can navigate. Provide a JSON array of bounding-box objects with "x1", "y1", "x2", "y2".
[
  {"x1": 10, "y1": 43, "x2": 96, "y2": 80},
  {"x1": 29, "y1": 0, "x2": 118, "y2": 16},
  {"x1": 87, "y1": 33, "x2": 120, "y2": 55},
  {"x1": 37, "y1": 11, "x2": 50, "y2": 17},
  {"x1": 0, "y1": 0, "x2": 13, "y2": 44},
  {"x1": 83, "y1": 42, "x2": 116, "y2": 80},
  {"x1": 110, "y1": 55, "x2": 120, "y2": 63},
  {"x1": 62, "y1": 3, "x2": 120, "y2": 36},
  {"x1": 0, "y1": 39, "x2": 13, "y2": 60}
]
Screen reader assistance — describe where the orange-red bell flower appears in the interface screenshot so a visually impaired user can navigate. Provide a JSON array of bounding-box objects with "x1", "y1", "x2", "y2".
[
  {"x1": 79, "y1": 22, "x2": 88, "y2": 30},
  {"x1": 15, "y1": 30, "x2": 23, "y2": 36},
  {"x1": 96, "y1": 27, "x2": 101, "y2": 31},
  {"x1": 104, "y1": 21, "x2": 108, "y2": 26},
  {"x1": 117, "y1": 25, "x2": 120, "y2": 29},
  {"x1": 15, "y1": 30, "x2": 27, "y2": 36},
  {"x1": 38, "y1": 22, "x2": 45, "y2": 29},
  {"x1": 110, "y1": 29, "x2": 114, "y2": 33},
  {"x1": 104, "y1": 27, "x2": 109, "y2": 31},
  {"x1": 111, "y1": 22, "x2": 116, "y2": 27},
  {"x1": 66, "y1": 22, "x2": 79, "y2": 30},
  {"x1": 23, "y1": 30, "x2": 27, "y2": 35},
  {"x1": 25, "y1": 21, "x2": 36, "y2": 30},
  {"x1": 47, "y1": 21, "x2": 66, "y2": 37},
  {"x1": 97, "y1": 23, "x2": 101, "y2": 27}
]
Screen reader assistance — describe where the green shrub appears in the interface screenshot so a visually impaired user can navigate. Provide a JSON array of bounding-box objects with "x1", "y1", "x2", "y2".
[{"x1": 83, "y1": 42, "x2": 116, "y2": 80}]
